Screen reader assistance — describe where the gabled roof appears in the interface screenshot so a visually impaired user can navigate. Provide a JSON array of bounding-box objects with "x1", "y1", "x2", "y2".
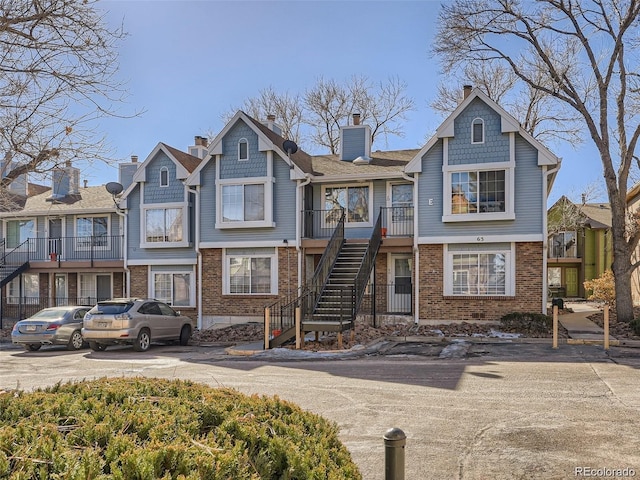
[
  {"x1": 120, "y1": 142, "x2": 203, "y2": 201},
  {"x1": 0, "y1": 185, "x2": 116, "y2": 217},
  {"x1": 405, "y1": 88, "x2": 561, "y2": 173},
  {"x1": 548, "y1": 196, "x2": 611, "y2": 230},
  {"x1": 187, "y1": 111, "x2": 313, "y2": 185},
  {"x1": 308, "y1": 149, "x2": 418, "y2": 181}
]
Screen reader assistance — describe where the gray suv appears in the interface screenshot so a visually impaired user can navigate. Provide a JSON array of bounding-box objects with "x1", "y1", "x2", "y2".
[{"x1": 82, "y1": 298, "x2": 194, "y2": 352}]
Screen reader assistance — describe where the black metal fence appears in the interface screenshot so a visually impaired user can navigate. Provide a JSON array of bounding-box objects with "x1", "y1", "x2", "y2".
[
  {"x1": 30, "y1": 235, "x2": 124, "y2": 261},
  {"x1": 380, "y1": 206, "x2": 414, "y2": 237},
  {"x1": 358, "y1": 283, "x2": 414, "y2": 316}
]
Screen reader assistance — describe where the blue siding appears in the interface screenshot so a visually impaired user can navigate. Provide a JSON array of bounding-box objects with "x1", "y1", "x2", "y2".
[
  {"x1": 143, "y1": 152, "x2": 185, "y2": 204},
  {"x1": 448, "y1": 98, "x2": 510, "y2": 166},
  {"x1": 418, "y1": 133, "x2": 544, "y2": 238},
  {"x1": 220, "y1": 122, "x2": 267, "y2": 179},
  {"x1": 199, "y1": 160, "x2": 217, "y2": 243},
  {"x1": 341, "y1": 127, "x2": 368, "y2": 161}
]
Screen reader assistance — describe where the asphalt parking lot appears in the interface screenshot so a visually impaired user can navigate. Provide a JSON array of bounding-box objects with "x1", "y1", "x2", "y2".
[{"x1": 1, "y1": 340, "x2": 639, "y2": 479}]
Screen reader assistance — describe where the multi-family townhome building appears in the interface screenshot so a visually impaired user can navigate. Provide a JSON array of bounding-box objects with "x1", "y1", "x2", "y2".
[
  {"x1": 0, "y1": 161, "x2": 126, "y2": 320},
  {"x1": 547, "y1": 196, "x2": 612, "y2": 298},
  {"x1": 87, "y1": 85, "x2": 560, "y2": 349}
]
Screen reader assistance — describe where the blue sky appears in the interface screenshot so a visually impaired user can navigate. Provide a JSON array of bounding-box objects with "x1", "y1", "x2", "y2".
[{"x1": 91, "y1": 0, "x2": 606, "y2": 205}]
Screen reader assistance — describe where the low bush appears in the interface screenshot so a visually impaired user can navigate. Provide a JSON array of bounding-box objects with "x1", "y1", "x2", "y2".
[
  {"x1": 500, "y1": 312, "x2": 553, "y2": 335},
  {"x1": 0, "y1": 377, "x2": 362, "y2": 479}
]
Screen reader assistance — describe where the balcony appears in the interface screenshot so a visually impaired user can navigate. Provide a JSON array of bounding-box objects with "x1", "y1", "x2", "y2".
[
  {"x1": 302, "y1": 207, "x2": 414, "y2": 239},
  {"x1": 3, "y1": 236, "x2": 124, "y2": 263}
]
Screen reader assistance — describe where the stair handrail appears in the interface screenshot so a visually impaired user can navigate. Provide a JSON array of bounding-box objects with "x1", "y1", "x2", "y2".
[
  {"x1": 3, "y1": 239, "x2": 31, "y2": 266},
  {"x1": 352, "y1": 210, "x2": 383, "y2": 316}
]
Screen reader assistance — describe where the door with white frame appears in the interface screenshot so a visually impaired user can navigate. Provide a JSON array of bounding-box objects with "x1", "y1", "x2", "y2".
[
  {"x1": 386, "y1": 183, "x2": 413, "y2": 236},
  {"x1": 388, "y1": 254, "x2": 412, "y2": 313}
]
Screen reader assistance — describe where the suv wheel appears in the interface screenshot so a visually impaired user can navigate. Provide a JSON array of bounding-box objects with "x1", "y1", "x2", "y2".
[
  {"x1": 67, "y1": 330, "x2": 84, "y2": 351},
  {"x1": 89, "y1": 342, "x2": 107, "y2": 352},
  {"x1": 179, "y1": 325, "x2": 191, "y2": 346},
  {"x1": 133, "y1": 329, "x2": 151, "y2": 352}
]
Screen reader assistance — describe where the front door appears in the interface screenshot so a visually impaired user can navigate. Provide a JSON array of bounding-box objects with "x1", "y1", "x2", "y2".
[
  {"x1": 96, "y1": 275, "x2": 111, "y2": 302},
  {"x1": 565, "y1": 268, "x2": 579, "y2": 297},
  {"x1": 48, "y1": 218, "x2": 62, "y2": 259},
  {"x1": 388, "y1": 254, "x2": 412, "y2": 313},
  {"x1": 387, "y1": 183, "x2": 413, "y2": 236}
]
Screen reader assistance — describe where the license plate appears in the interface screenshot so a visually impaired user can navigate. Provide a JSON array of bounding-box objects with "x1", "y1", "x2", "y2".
[
  {"x1": 26, "y1": 325, "x2": 36, "y2": 332},
  {"x1": 98, "y1": 322, "x2": 108, "y2": 328}
]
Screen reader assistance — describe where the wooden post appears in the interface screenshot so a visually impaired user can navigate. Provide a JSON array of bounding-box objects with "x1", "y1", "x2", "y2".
[
  {"x1": 264, "y1": 307, "x2": 270, "y2": 350},
  {"x1": 337, "y1": 332, "x2": 343, "y2": 349},
  {"x1": 350, "y1": 328, "x2": 355, "y2": 343},
  {"x1": 604, "y1": 304, "x2": 610, "y2": 350},
  {"x1": 295, "y1": 307, "x2": 301, "y2": 349},
  {"x1": 552, "y1": 305, "x2": 558, "y2": 349}
]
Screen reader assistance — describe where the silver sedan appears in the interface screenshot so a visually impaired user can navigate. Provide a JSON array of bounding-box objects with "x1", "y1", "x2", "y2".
[{"x1": 11, "y1": 306, "x2": 92, "y2": 351}]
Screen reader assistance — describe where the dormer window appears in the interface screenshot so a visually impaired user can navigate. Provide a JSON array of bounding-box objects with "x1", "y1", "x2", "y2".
[
  {"x1": 238, "y1": 138, "x2": 248, "y2": 161},
  {"x1": 160, "y1": 167, "x2": 169, "y2": 187},
  {"x1": 471, "y1": 118, "x2": 484, "y2": 144}
]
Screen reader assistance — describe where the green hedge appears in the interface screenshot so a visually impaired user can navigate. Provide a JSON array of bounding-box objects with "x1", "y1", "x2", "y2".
[{"x1": 0, "y1": 378, "x2": 362, "y2": 479}]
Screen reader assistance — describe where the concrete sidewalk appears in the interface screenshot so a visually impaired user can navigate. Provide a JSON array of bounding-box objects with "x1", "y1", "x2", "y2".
[{"x1": 559, "y1": 301, "x2": 619, "y2": 346}]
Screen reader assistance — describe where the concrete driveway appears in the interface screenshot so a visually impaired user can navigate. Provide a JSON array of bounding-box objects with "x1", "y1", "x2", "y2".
[{"x1": 0, "y1": 341, "x2": 639, "y2": 479}]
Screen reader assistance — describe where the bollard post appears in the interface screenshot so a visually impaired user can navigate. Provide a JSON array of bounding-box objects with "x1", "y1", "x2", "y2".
[
  {"x1": 552, "y1": 305, "x2": 558, "y2": 349},
  {"x1": 295, "y1": 307, "x2": 301, "y2": 349},
  {"x1": 384, "y1": 427, "x2": 406, "y2": 480},
  {"x1": 604, "y1": 304, "x2": 609, "y2": 350}
]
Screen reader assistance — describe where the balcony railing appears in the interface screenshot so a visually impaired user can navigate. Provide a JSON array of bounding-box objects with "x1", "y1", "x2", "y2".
[
  {"x1": 358, "y1": 283, "x2": 413, "y2": 316},
  {"x1": 302, "y1": 206, "x2": 414, "y2": 239},
  {"x1": 4, "y1": 236, "x2": 125, "y2": 262},
  {"x1": 380, "y1": 206, "x2": 414, "y2": 237}
]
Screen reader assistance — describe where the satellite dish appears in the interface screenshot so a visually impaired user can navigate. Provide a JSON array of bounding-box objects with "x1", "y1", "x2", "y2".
[
  {"x1": 105, "y1": 181, "x2": 124, "y2": 196},
  {"x1": 282, "y1": 140, "x2": 298, "y2": 155}
]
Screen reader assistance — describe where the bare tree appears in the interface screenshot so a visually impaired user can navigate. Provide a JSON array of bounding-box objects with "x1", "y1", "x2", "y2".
[
  {"x1": 434, "y1": 0, "x2": 640, "y2": 322},
  {"x1": 225, "y1": 75, "x2": 415, "y2": 155},
  {"x1": 431, "y1": 61, "x2": 583, "y2": 147},
  {"x1": 0, "y1": 0, "x2": 132, "y2": 196}
]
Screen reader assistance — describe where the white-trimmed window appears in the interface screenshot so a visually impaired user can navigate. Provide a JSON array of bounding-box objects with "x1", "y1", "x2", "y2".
[
  {"x1": 160, "y1": 166, "x2": 169, "y2": 187},
  {"x1": 549, "y1": 231, "x2": 577, "y2": 258},
  {"x1": 224, "y1": 248, "x2": 277, "y2": 295},
  {"x1": 76, "y1": 215, "x2": 109, "y2": 249},
  {"x1": 443, "y1": 163, "x2": 514, "y2": 222},
  {"x1": 217, "y1": 179, "x2": 273, "y2": 228},
  {"x1": 323, "y1": 184, "x2": 372, "y2": 227},
  {"x1": 142, "y1": 204, "x2": 186, "y2": 247},
  {"x1": 7, "y1": 273, "x2": 39, "y2": 304},
  {"x1": 153, "y1": 271, "x2": 193, "y2": 307},
  {"x1": 471, "y1": 118, "x2": 484, "y2": 144},
  {"x1": 445, "y1": 245, "x2": 513, "y2": 296},
  {"x1": 6, "y1": 219, "x2": 35, "y2": 249},
  {"x1": 238, "y1": 138, "x2": 248, "y2": 161},
  {"x1": 79, "y1": 273, "x2": 112, "y2": 304}
]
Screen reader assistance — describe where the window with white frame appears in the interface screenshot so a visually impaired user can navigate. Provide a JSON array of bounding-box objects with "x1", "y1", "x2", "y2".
[
  {"x1": 446, "y1": 246, "x2": 512, "y2": 296},
  {"x1": 549, "y1": 231, "x2": 577, "y2": 258},
  {"x1": 220, "y1": 182, "x2": 267, "y2": 224},
  {"x1": 238, "y1": 138, "x2": 248, "y2": 161},
  {"x1": 471, "y1": 118, "x2": 484, "y2": 144},
  {"x1": 160, "y1": 167, "x2": 169, "y2": 187},
  {"x1": 76, "y1": 216, "x2": 109, "y2": 248},
  {"x1": 6, "y1": 219, "x2": 35, "y2": 249},
  {"x1": 323, "y1": 184, "x2": 372, "y2": 226},
  {"x1": 143, "y1": 205, "x2": 185, "y2": 245},
  {"x1": 225, "y1": 248, "x2": 277, "y2": 295},
  {"x1": 450, "y1": 170, "x2": 506, "y2": 215},
  {"x1": 7, "y1": 273, "x2": 39, "y2": 304},
  {"x1": 79, "y1": 273, "x2": 111, "y2": 304},
  {"x1": 153, "y1": 271, "x2": 193, "y2": 306}
]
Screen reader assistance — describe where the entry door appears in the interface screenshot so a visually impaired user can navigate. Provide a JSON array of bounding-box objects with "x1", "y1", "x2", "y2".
[
  {"x1": 55, "y1": 273, "x2": 67, "y2": 305},
  {"x1": 565, "y1": 268, "x2": 579, "y2": 297},
  {"x1": 48, "y1": 218, "x2": 62, "y2": 257},
  {"x1": 96, "y1": 275, "x2": 112, "y2": 302},
  {"x1": 387, "y1": 184, "x2": 413, "y2": 236},
  {"x1": 388, "y1": 254, "x2": 412, "y2": 313}
]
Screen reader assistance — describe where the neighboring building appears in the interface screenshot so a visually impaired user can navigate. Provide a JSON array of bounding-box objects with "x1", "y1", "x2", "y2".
[
  {"x1": 626, "y1": 184, "x2": 640, "y2": 305},
  {"x1": 0, "y1": 161, "x2": 126, "y2": 319},
  {"x1": 547, "y1": 196, "x2": 612, "y2": 298}
]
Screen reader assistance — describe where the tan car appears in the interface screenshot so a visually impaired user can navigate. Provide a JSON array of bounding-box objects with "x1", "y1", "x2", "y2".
[{"x1": 82, "y1": 298, "x2": 194, "y2": 352}]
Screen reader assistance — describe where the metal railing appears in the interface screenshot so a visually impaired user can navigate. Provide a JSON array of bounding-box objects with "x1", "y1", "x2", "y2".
[
  {"x1": 358, "y1": 283, "x2": 414, "y2": 316},
  {"x1": 8, "y1": 235, "x2": 125, "y2": 262},
  {"x1": 352, "y1": 211, "x2": 383, "y2": 316},
  {"x1": 301, "y1": 208, "x2": 346, "y2": 239},
  {"x1": 380, "y1": 206, "x2": 414, "y2": 237},
  {"x1": 2, "y1": 296, "x2": 105, "y2": 320}
]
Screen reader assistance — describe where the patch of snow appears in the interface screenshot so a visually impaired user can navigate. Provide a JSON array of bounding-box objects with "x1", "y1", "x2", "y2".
[
  {"x1": 439, "y1": 342, "x2": 470, "y2": 358},
  {"x1": 429, "y1": 329, "x2": 444, "y2": 337},
  {"x1": 488, "y1": 329, "x2": 521, "y2": 339}
]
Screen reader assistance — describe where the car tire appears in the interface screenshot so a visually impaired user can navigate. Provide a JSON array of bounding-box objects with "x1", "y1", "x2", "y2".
[
  {"x1": 24, "y1": 344, "x2": 41, "y2": 351},
  {"x1": 179, "y1": 325, "x2": 191, "y2": 346},
  {"x1": 89, "y1": 341, "x2": 107, "y2": 352},
  {"x1": 67, "y1": 330, "x2": 84, "y2": 351},
  {"x1": 133, "y1": 329, "x2": 151, "y2": 352}
]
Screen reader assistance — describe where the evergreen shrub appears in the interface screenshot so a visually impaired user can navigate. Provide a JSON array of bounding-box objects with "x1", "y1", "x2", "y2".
[{"x1": 0, "y1": 377, "x2": 362, "y2": 479}]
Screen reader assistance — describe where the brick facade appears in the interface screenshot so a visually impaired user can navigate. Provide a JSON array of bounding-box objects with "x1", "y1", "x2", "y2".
[
  {"x1": 128, "y1": 265, "x2": 148, "y2": 298},
  {"x1": 418, "y1": 242, "x2": 543, "y2": 323}
]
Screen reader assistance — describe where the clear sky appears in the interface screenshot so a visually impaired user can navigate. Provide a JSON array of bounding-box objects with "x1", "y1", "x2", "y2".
[{"x1": 89, "y1": 0, "x2": 607, "y2": 205}]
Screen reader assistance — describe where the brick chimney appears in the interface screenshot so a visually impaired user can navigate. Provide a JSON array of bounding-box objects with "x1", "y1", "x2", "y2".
[
  {"x1": 264, "y1": 114, "x2": 282, "y2": 136},
  {"x1": 352, "y1": 113, "x2": 361, "y2": 126},
  {"x1": 463, "y1": 85, "x2": 472, "y2": 100}
]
